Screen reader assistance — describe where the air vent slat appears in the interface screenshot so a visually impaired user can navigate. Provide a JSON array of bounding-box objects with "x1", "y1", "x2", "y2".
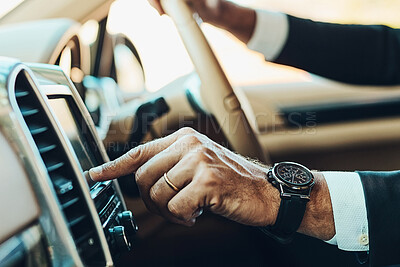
[
  {"x1": 61, "y1": 196, "x2": 80, "y2": 209},
  {"x1": 21, "y1": 107, "x2": 39, "y2": 117},
  {"x1": 15, "y1": 90, "x2": 29, "y2": 98},
  {"x1": 68, "y1": 215, "x2": 87, "y2": 227},
  {"x1": 29, "y1": 125, "x2": 48, "y2": 135},
  {"x1": 38, "y1": 143, "x2": 56, "y2": 154},
  {"x1": 46, "y1": 161, "x2": 65, "y2": 172}
]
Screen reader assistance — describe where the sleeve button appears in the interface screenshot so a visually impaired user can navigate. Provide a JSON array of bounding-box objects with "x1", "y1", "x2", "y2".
[{"x1": 359, "y1": 234, "x2": 369, "y2": 246}]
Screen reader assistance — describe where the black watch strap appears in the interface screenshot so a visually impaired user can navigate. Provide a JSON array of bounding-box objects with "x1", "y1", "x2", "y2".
[{"x1": 260, "y1": 195, "x2": 308, "y2": 244}]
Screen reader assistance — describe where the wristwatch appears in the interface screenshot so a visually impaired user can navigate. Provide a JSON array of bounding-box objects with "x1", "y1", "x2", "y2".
[{"x1": 260, "y1": 162, "x2": 315, "y2": 244}]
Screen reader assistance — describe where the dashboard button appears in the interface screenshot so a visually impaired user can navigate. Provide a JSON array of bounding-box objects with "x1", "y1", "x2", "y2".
[
  {"x1": 118, "y1": 211, "x2": 138, "y2": 237},
  {"x1": 109, "y1": 226, "x2": 131, "y2": 251}
]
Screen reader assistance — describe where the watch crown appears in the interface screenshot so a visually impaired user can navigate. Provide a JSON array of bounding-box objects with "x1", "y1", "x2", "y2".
[{"x1": 267, "y1": 173, "x2": 273, "y2": 181}]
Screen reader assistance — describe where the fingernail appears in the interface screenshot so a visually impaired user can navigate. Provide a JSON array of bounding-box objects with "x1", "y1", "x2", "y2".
[
  {"x1": 83, "y1": 171, "x2": 92, "y2": 182},
  {"x1": 192, "y1": 208, "x2": 204, "y2": 218},
  {"x1": 89, "y1": 166, "x2": 102, "y2": 180}
]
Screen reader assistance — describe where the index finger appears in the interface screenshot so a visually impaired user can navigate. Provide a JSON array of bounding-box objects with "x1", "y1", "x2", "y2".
[{"x1": 88, "y1": 128, "x2": 192, "y2": 181}]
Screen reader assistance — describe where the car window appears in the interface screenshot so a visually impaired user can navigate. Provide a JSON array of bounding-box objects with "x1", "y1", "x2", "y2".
[{"x1": 0, "y1": 0, "x2": 25, "y2": 18}]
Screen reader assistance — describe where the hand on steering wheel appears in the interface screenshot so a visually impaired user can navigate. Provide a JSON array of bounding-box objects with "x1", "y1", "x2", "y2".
[
  {"x1": 150, "y1": 0, "x2": 267, "y2": 162},
  {"x1": 149, "y1": 0, "x2": 224, "y2": 23}
]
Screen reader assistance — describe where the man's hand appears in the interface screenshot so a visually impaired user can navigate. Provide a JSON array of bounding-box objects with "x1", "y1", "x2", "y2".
[
  {"x1": 149, "y1": 0, "x2": 234, "y2": 30},
  {"x1": 149, "y1": 0, "x2": 225, "y2": 23},
  {"x1": 148, "y1": 0, "x2": 256, "y2": 43},
  {"x1": 90, "y1": 127, "x2": 280, "y2": 227},
  {"x1": 90, "y1": 127, "x2": 335, "y2": 241}
]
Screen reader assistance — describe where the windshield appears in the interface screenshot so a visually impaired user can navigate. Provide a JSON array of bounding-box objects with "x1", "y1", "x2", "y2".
[{"x1": 0, "y1": 0, "x2": 24, "y2": 19}]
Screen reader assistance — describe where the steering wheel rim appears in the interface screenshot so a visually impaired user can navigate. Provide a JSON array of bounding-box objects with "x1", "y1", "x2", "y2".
[{"x1": 160, "y1": 0, "x2": 268, "y2": 162}]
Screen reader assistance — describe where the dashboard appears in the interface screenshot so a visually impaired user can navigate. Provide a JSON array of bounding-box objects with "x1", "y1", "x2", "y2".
[{"x1": 0, "y1": 59, "x2": 138, "y2": 267}]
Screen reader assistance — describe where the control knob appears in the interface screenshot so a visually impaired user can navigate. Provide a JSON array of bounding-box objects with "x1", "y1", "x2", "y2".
[
  {"x1": 109, "y1": 226, "x2": 131, "y2": 251},
  {"x1": 118, "y1": 211, "x2": 138, "y2": 237}
]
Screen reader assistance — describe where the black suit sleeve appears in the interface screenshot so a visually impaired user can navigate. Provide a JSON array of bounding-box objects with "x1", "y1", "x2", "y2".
[
  {"x1": 356, "y1": 171, "x2": 400, "y2": 266},
  {"x1": 274, "y1": 15, "x2": 400, "y2": 86},
  {"x1": 268, "y1": 15, "x2": 400, "y2": 266}
]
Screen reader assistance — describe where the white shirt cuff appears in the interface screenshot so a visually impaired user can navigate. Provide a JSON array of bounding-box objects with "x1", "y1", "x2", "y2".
[
  {"x1": 323, "y1": 172, "x2": 369, "y2": 251},
  {"x1": 247, "y1": 10, "x2": 289, "y2": 61}
]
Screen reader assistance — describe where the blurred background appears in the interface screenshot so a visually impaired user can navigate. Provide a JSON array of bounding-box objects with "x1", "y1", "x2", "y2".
[
  {"x1": 1, "y1": 0, "x2": 400, "y2": 92},
  {"x1": 104, "y1": 0, "x2": 400, "y2": 92}
]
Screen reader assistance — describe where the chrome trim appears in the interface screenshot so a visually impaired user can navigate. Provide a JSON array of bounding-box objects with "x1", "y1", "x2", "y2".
[
  {"x1": 29, "y1": 63, "x2": 134, "y2": 265},
  {"x1": 42, "y1": 84, "x2": 72, "y2": 95},
  {"x1": 0, "y1": 61, "x2": 82, "y2": 266},
  {"x1": 280, "y1": 184, "x2": 311, "y2": 200},
  {"x1": 19, "y1": 63, "x2": 114, "y2": 266},
  {"x1": 0, "y1": 224, "x2": 48, "y2": 266},
  {"x1": 29, "y1": 63, "x2": 127, "y2": 210}
]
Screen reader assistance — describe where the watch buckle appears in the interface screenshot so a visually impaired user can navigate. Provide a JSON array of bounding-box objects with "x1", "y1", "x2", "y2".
[{"x1": 279, "y1": 184, "x2": 311, "y2": 200}]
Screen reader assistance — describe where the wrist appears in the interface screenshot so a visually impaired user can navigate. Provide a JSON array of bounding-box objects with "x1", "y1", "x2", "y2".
[
  {"x1": 212, "y1": 1, "x2": 256, "y2": 43},
  {"x1": 257, "y1": 166, "x2": 279, "y2": 226},
  {"x1": 298, "y1": 172, "x2": 335, "y2": 240},
  {"x1": 264, "y1": 178, "x2": 280, "y2": 226},
  {"x1": 260, "y1": 165, "x2": 335, "y2": 242}
]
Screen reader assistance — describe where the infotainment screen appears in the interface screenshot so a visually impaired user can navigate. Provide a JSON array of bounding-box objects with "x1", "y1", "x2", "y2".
[{"x1": 48, "y1": 97, "x2": 99, "y2": 188}]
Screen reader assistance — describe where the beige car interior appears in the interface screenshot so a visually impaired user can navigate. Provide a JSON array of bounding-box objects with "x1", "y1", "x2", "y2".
[
  {"x1": 0, "y1": 131, "x2": 40, "y2": 244},
  {"x1": 1, "y1": 0, "x2": 400, "y2": 266},
  {"x1": 1, "y1": 0, "x2": 399, "y2": 171}
]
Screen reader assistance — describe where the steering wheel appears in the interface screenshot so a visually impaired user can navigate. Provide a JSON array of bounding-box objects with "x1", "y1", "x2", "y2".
[{"x1": 160, "y1": 0, "x2": 268, "y2": 162}]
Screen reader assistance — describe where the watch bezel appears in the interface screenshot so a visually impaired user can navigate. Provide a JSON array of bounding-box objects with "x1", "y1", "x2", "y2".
[{"x1": 270, "y1": 162, "x2": 315, "y2": 190}]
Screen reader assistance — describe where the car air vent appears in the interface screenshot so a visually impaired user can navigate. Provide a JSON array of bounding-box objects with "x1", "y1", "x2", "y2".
[{"x1": 12, "y1": 71, "x2": 106, "y2": 265}]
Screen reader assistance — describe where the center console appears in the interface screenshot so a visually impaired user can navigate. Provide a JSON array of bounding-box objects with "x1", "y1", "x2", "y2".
[
  {"x1": 42, "y1": 78, "x2": 138, "y2": 254},
  {"x1": 3, "y1": 60, "x2": 138, "y2": 266}
]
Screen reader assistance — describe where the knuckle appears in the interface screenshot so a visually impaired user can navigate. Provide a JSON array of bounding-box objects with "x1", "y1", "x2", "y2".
[
  {"x1": 102, "y1": 160, "x2": 118, "y2": 174},
  {"x1": 197, "y1": 147, "x2": 215, "y2": 162},
  {"x1": 203, "y1": 176, "x2": 218, "y2": 189},
  {"x1": 199, "y1": 169, "x2": 219, "y2": 188},
  {"x1": 190, "y1": 150, "x2": 210, "y2": 164},
  {"x1": 135, "y1": 167, "x2": 144, "y2": 185},
  {"x1": 178, "y1": 127, "x2": 197, "y2": 136},
  {"x1": 167, "y1": 202, "x2": 181, "y2": 218},
  {"x1": 211, "y1": 195, "x2": 223, "y2": 209},
  {"x1": 197, "y1": 146, "x2": 210, "y2": 154},
  {"x1": 127, "y1": 147, "x2": 139, "y2": 160},
  {"x1": 182, "y1": 134, "x2": 202, "y2": 147},
  {"x1": 127, "y1": 145, "x2": 145, "y2": 163},
  {"x1": 149, "y1": 185, "x2": 160, "y2": 203}
]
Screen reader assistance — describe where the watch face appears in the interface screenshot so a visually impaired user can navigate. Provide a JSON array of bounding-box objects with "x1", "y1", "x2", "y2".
[{"x1": 274, "y1": 163, "x2": 313, "y2": 186}]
